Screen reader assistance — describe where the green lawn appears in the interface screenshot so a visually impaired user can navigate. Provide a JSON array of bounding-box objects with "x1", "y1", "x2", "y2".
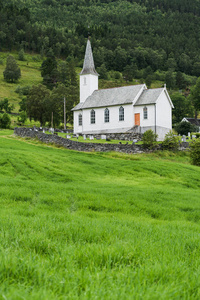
[{"x1": 0, "y1": 130, "x2": 200, "y2": 299}]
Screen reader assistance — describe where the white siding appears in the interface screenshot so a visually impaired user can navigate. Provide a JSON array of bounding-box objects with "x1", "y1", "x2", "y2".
[
  {"x1": 74, "y1": 104, "x2": 134, "y2": 134},
  {"x1": 80, "y1": 74, "x2": 98, "y2": 103},
  {"x1": 156, "y1": 90, "x2": 172, "y2": 130}
]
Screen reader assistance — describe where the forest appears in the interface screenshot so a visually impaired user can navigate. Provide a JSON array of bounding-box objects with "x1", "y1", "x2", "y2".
[{"x1": 1, "y1": 0, "x2": 200, "y2": 81}]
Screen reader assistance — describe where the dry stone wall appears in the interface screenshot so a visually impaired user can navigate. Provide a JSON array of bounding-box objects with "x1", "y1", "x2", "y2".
[
  {"x1": 14, "y1": 127, "x2": 147, "y2": 154},
  {"x1": 14, "y1": 127, "x2": 189, "y2": 153}
]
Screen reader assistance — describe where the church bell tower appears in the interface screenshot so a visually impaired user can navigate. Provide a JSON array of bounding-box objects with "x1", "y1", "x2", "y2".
[{"x1": 79, "y1": 39, "x2": 99, "y2": 103}]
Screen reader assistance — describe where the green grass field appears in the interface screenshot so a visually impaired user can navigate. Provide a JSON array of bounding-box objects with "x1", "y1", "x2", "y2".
[{"x1": 0, "y1": 130, "x2": 200, "y2": 299}]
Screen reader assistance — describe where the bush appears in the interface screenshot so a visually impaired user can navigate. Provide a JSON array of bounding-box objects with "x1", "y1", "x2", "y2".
[
  {"x1": 17, "y1": 111, "x2": 27, "y2": 125},
  {"x1": 142, "y1": 129, "x2": 158, "y2": 149},
  {"x1": 195, "y1": 133, "x2": 200, "y2": 138},
  {"x1": 0, "y1": 113, "x2": 11, "y2": 129},
  {"x1": 162, "y1": 131, "x2": 179, "y2": 150},
  {"x1": 190, "y1": 139, "x2": 200, "y2": 166},
  {"x1": 175, "y1": 121, "x2": 198, "y2": 136}
]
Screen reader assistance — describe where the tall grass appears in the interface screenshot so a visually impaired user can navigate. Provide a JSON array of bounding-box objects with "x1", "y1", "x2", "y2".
[{"x1": 0, "y1": 130, "x2": 200, "y2": 299}]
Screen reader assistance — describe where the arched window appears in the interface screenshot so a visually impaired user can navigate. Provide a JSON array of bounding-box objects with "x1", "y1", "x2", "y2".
[
  {"x1": 91, "y1": 109, "x2": 95, "y2": 124},
  {"x1": 78, "y1": 113, "x2": 82, "y2": 126},
  {"x1": 119, "y1": 106, "x2": 124, "y2": 121},
  {"x1": 104, "y1": 108, "x2": 109, "y2": 123},
  {"x1": 143, "y1": 106, "x2": 148, "y2": 119}
]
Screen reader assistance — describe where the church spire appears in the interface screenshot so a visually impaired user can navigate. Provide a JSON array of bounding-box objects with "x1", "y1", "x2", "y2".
[{"x1": 80, "y1": 39, "x2": 99, "y2": 76}]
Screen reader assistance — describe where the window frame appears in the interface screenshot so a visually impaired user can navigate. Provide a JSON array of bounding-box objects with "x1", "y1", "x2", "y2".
[
  {"x1": 90, "y1": 109, "x2": 95, "y2": 124},
  {"x1": 143, "y1": 106, "x2": 148, "y2": 120},
  {"x1": 104, "y1": 108, "x2": 109, "y2": 123},
  {"x1": 119, "y1": 106, "x2": 124, "y2": 121},
  {"x1": 78, "y1": 113, "x2": 82, "y2": 126}
]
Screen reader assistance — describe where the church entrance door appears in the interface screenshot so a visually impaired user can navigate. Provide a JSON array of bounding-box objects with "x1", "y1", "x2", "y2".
[{"x1": 134, "y1": 113, "x2": 140, "y2": 126}]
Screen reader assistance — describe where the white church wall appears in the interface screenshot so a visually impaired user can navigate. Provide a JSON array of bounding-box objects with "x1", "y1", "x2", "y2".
[
  {"x1": 74, "y1": 104, "x2": 134, "y2": 134},
  {"x1": 134, "y1": 105, "x2": 155, "y2": 127},
  {"x1": 156, "y1": 91, "x2": 172, "y2": 130},
  {"x1": 80, "y1": 74, "x2": 98, "y2": 103}
]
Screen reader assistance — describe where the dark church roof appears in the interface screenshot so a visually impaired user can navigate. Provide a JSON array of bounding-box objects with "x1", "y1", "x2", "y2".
[
  {"x1": 182, "y1": 118, "x2": 200, "y2": 126},
  {"x1": 79, "y1": 39, "x2": 99, "y2": 76}
]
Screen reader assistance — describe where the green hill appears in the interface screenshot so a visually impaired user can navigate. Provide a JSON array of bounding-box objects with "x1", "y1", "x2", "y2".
[
  {"x1": 1, "y1": 0, "x2": 200, "y2": 82},
  {"x1": 1, "y1": 129, "x2": 200, "y2": 299}
]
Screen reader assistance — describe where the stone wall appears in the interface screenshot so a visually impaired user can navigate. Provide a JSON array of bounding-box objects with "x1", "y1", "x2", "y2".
[
  {"x1": 14, "y1": 127, "x2": 189, "y2": 154},
  {"x1": 14, "y1": 127, "x2": 147, "y2": 154}
]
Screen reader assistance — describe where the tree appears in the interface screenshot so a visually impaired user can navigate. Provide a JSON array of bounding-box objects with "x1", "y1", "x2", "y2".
[
  {"x1": 189, "y1": 77, "x2": 200, "y2": 119},
  {"x1": 18, "y1": 49, "x2": 25, "y2": 61},
  {"x1": 175, "y1": 121, "x2": 197, "y2": 136},
  {"x1": 3, "y1": 55, "x2": 21, "y2": 83},
  {"x1": 26, "y1": 84, "x2": 50, "y2": 126},
  {"x1": 0, "y1": 113, "x2": 11, "y2": 129},
  {"x1": 41, "y1": 50, "x2": 58, "y2": 90},
  {"x1": 171, "y1": 93, "x2": 193, "y2": 124}
]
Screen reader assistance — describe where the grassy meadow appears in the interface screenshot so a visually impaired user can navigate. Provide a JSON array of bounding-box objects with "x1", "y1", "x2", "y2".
[
  {"x1": 0, "y1": 130, "x2": 200, "y2": 299},
  {"x1": 0, "y1": 52, "x2": 43, "y2": 111}
]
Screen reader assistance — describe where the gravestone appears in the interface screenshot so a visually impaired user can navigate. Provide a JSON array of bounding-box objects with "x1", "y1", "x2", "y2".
[
  {"x1": 83, "y1": 134, "x2": 86, "y2": 140},
  {"x1": 132, "y1": 139, "x2": 137, "y2": 144},
  {"x1": 67, "y1": 135, "x2": 71, "y2": 139},
  {"x1": 101, "y1": 135, "x2": 106, "y2": 140},
  {"x1": 192, "y1": 135, "x2": 196, "y2": 139},
  {"x1": 43, "y1": 129, "x2": 45, "y2": 133},
  {"x1": 188, "y1": 132, "x2": 190, "y2": 138},
  {"x1": 182, "y1": 135, "x2": 186, "y2": 142}
]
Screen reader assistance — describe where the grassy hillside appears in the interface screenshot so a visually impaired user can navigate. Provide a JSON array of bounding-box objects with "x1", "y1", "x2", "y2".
[
  {"x1": 0, "y1": 130, "x2": 200, "y2": 299},
  {"x1": 0, "y1": 52, "x2": 42, "y2": 111}
]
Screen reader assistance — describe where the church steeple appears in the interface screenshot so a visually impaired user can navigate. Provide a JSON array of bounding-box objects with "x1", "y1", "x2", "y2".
[
  {"x1": 80, "y1": 39, "x2": 99, "y2": 76},
  {"x1": 79, "y1": 39, "x2": 99, "y2": 103}
]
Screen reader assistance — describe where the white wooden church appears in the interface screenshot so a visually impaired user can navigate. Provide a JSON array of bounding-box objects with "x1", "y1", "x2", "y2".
[{"x1": 72, "y1": 39, "x2": 174, "y2": 140}]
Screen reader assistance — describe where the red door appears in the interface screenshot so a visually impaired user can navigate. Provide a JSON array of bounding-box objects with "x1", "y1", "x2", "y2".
[{"x1": 134, "y1": 113, "x2": 140, "y2": 126}]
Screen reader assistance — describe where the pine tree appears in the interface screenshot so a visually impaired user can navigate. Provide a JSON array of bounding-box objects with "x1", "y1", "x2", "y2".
[{"x1": 3, "y1": 55, "x2": 21, "y2": 83}]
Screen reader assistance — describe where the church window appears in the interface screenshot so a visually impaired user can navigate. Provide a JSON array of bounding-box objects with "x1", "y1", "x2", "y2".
[
  {"x1": 104, "y1": 108, "x2": 109, "y2": 123},
  {"x1": 84, "y1": 77, "x2": 87, "y2": 85},
  {"x1": 91, "y1": 110, "x2": 95, "y2": 124},
  {"x1": 143, "y1": 106, "x2": 148, "y2": 119},
  {"x1": 119, "y1": 106, "x2": 124, "y2": 121},
  {"x1": 78, "y1": 113, "x2": 82, "y2": 126}
]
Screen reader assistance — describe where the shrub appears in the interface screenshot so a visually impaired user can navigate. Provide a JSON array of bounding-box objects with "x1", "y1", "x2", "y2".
[
  {"x1": 17, "y1": 111, "x2": 27, "y2": 125},
  {"x1": 162, "y1": 131, "x2": 179, "y2": 150},
  {"x1": 142, "y1": 129, "x2": 158, "y2": 149},
  {"x1": 0, "y1": 113, "x2": 11, "y2": 129},
  {"x1": 175, "y1": 121, "x2": 198, "y2": 136},
  {"x1": 190, "y1": 139, "x2": 200, "y2": 166},
  {"x1": 195, "y1": 133, "x2": 200, "y2": 138}
]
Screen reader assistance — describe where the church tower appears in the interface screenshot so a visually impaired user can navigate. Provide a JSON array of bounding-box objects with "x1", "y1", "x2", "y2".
[{"x1": 79, "y1": 39, "x2": 99, "y2": 103}]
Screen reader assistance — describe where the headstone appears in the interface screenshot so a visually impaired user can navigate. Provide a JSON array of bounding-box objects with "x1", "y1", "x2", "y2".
[
  {"x1": 101, "y1": 135, "x2": 106, "y2": 140},
  {"x1": 43, "y1": 129, "x2": 45, "y2": 133},
  {"x1": 132, "y1": 139, "x2": 137, "y2": 144},
  {"x1": 192, "y1": 135, "x2": 196, "y2": 139},
  {"x1": 49, "y1": 127, "x2": 54, "y2": 134},
  {"x1": 67, "y1": 135, "x2": 71, "y2": 139},
  {"x1": 188, "y1": 132, "x2": 190, "y2": 138},
  {"x1": 90, "y1": 135, "x2": 94, "y2": 140},
  {"x1": 83, "y1": 134, "x2": 86, "y2": 140},
  {"x1": 182, "y1": 135, "x2": 186, "y2": 142}
]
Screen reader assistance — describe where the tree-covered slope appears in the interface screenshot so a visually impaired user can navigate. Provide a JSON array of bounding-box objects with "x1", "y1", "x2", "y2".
[{"x1": 1, "y1": 0, "x2": 200, "y2": 78}]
